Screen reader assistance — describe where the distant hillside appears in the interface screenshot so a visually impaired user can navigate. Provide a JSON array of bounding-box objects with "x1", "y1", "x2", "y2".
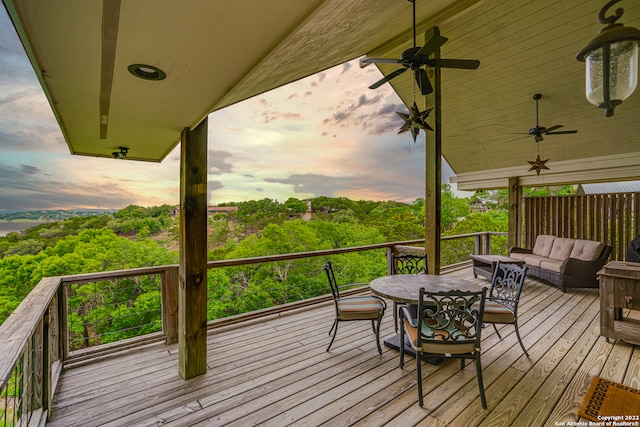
[{"x1": 0, "y1": 209, "x2": 116, "y2": 222}]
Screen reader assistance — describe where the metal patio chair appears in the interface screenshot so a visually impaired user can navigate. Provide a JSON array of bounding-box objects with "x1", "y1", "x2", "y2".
[
  {"x1": 399, "y1": 287, "x2": 488, "y2": 408},
  {"x1": 390, "y1": 252, "x2": 427, "y2": 332},
  {"x1": 482, "y1": 261, "x2": 529, "y2": 356},
  {"x1": 323, "y1": 261, "x2": 386, "y2": 354}
]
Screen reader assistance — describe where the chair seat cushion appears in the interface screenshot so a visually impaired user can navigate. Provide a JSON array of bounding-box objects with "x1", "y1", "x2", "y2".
[
  {"x1": 403, "y1": 318, "x2": 477, "y2": 354},
  {"x1": 474, "y1": 300, "x2": 515, "y2": 324},
  {"x1": 337, "y1": 296, "x2": 384, "y2": 320}
]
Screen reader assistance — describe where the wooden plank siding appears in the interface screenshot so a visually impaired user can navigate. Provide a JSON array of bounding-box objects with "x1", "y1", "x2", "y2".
[
  {"x1": 46, "y1": 268, "x2": 640, "y2": 427},
  {"x1": 523, "y1": 193, "x2": 640, "y2": 261}
]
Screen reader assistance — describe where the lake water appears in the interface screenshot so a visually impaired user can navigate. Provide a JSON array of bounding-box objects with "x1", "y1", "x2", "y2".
[{"x1": 0, "y1": 222, "x2": 47, "y2": 236}]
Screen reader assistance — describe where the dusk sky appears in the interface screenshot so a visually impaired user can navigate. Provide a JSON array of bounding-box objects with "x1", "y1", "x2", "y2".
[{"x1": 0, "y1": 7, "x2": 464, "y2": 212}]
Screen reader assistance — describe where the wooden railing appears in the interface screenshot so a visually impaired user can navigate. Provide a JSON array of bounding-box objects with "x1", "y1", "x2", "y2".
[
  {"x1": 523, "y1": 192, "x2": 640, "y2": 261},
  {"x1": 0, "y1": 231, "x2": 505, "y2": 426}
]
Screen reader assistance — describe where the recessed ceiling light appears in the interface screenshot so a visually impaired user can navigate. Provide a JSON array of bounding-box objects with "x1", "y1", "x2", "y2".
[{"x1": 127, "y1": 64, "x2": 166, "y2": 81}]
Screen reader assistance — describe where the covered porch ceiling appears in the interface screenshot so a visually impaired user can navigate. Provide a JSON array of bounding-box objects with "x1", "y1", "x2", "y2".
[{"x1": 4, "y1": 0, "x2": 640, "y2": 190}]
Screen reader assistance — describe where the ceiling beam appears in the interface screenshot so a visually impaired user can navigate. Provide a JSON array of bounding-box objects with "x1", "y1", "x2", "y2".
[
  {"x1": 99, "y1": 0, "x2": 121, "y2": 140},
  {"x1": 452, "y1": 152, "x2": 640, "y2": 190}
]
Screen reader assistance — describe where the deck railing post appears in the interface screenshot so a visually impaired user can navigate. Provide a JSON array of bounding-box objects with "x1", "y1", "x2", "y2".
[
  {"x1": 484, "y1": 232, "x2": 492, "y2": 255},
  {"x1": 386, "y1": 247, "x2": 396, "y2": 275},
  {"x1": 162, "y1": 267, "x2": 179, "y2": 344},
  {"x1": 61, "y1": 285, "x2": 69, "y2": 360},
  {"x1": 41, "y1": 308, "x2": 50, "y2": 416},
  {"x1": 32, "y1": 316, "x2": 44, "y2": 415}
]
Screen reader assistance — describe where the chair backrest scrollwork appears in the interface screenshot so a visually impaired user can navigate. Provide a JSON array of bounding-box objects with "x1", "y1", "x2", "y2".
[
  {"x1": 489, "y1": 262, "x2": 528, "y2": 312},
  {"x1": 392, "y1": 253, "x2": 428, "y2": 275}
]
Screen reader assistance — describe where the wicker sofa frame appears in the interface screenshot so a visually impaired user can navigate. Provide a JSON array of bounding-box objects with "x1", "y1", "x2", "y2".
[{"x1": 509, "y1": 238, "x2": 612, "y2": 292}]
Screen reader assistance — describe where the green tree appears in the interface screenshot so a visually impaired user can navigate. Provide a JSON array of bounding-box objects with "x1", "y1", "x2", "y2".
[
  {"x1": 5, "y1": 239, "x2": 46, "y2": 256},
  {"x1": 440, "y1": 184, "x2": 471, "y2": 230},
  {"x1": 441, "y1": 210, "x2": 509, "y2": 265},
  {"x1": 284, "y1": 197, "x2": 308, "y2": 214}
]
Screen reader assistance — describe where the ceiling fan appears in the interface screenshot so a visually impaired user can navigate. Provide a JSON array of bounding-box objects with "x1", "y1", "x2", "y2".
[
  {"x1": 360, "y1": 0, "x2": 480, "y2": 95},
  {"x1": 525, "y1": 93, "x2": 578, "y2": 142}
]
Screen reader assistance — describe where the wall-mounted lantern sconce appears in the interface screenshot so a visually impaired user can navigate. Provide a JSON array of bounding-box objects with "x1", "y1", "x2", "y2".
[
  {"x1": 112, "y1": 147, "x2": 129, "y2": 159},
  {"x1": 576, "y1": 0, "x2": 640, "y2": 117}
]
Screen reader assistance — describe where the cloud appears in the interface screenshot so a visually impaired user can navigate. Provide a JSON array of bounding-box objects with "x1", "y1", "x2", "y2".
[
  {"x1": 322, "y1": 94, "x2": 382, "y2": 127},
  {"x1": 261, "y1": 111, "x2": 303, "y2": 124},
  {"x1": 1, "y1": 15, "x2": 449, "y2": 211},
  {"x1": 0, "y1": 162, "x2": 141, "y2": 209},
  {"x1": 208, "y1": 180, "x2": 224, "y2": 190},
  {"x1": 264, "y1": 174, "x2": 354, "y2": 197},
  {"x1": 19, "y1": 164, "x2": 41, "y2": 174},
  {"x1": 208, "y1": 150, "x2": 233, "y2": 175},
  {"x1": 0, "y1": 85, "x2": 65, "y2": 153},
  {"x1": 0, "y1": 88, "x2": 41, "y2": 105},
  {"x1": 357, "y1": 94, "x2": 382, "y2": 107},
  {"x1": 321, "y1": 94, "x2": 401, "y2": 135}
]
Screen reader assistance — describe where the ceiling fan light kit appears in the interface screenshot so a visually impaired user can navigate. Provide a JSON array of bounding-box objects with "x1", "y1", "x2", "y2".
[{"x1": 577, "y1": 0, "x2": 640, "y2": 117}]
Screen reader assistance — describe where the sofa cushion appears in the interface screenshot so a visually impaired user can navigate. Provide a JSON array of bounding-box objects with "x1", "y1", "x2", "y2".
[
  {"x1": 549, "y1": 237, "x2": 575, "y2": 260},
  {"x1": 522, "y1": 254, "x2": 551, "y2": 267},
  {"x1": 540, "y1": 259, "x2": 564, "y2": 273},
  {"x1": 569, "y1": 239, "x2": 604, "y2": 261},
  {"x1": 532, "y1": 235, "x2": 556, "y2": 257}
]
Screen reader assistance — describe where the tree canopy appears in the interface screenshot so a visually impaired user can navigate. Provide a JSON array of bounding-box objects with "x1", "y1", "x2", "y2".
[{"x1": 1, "y1": 185, "x2": 560, "y2": 347}]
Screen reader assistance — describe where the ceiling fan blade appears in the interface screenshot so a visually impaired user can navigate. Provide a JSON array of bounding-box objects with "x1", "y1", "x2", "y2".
[
  {"x1": 368, "y1": 67, "x2": 407, "y2": 89},
  {"x1": 415, "y1": 68, "x2": 433, "y2": 95},
  {"x1": 360, "y1": 57, "x2": 402, "y2": 67},
  {"x1": 428, "y1": 58, "x2": 480, "y2": 69},
  {"x1": 546, "y1": 130, "x2": 578, "y2": 135},
  {"x1": 542, "y1": 124, "x2": 563, "y2": 133},
  {"x1": 416, "y1": 33, "x2": 448, "y2": 58}
]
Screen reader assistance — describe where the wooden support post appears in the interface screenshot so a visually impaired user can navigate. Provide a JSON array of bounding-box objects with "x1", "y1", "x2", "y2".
[
  {"x1": 508, "y1": 176, "x2": 522, "y2": 250},
  {"x1": 425, "y1": 27, "x2": 442, "y2": 275},
  {"x1": 179, "y1": 119, "x2": 208, "y2": 379}
]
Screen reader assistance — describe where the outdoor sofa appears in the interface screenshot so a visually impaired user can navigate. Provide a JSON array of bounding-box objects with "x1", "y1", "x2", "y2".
[{"x1": 508, "y1": 234, "x2": 612, "y2": 292}]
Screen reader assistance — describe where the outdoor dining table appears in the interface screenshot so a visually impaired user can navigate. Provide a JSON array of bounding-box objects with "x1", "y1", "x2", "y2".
[{"x1": 369, "y1": 273, "x2": 483, "y2": 360}]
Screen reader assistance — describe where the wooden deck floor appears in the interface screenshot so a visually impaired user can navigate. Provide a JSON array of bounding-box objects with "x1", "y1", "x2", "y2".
[{"x1": 47, "y1": 269, "x2": 640, "y2": 427}]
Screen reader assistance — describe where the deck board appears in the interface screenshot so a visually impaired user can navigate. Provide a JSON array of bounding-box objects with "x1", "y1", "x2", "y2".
[{"x1": 46, "y1": 270, "x2": 640, "y2": 427}]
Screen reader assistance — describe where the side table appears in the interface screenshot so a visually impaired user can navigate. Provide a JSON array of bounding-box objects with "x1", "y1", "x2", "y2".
[
  {"x1": 469, "y1": 254, "x2": 525, "y2": 280},
  {"x1": 598, "y1": 261, "x2": 640, "y2": 345}
]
